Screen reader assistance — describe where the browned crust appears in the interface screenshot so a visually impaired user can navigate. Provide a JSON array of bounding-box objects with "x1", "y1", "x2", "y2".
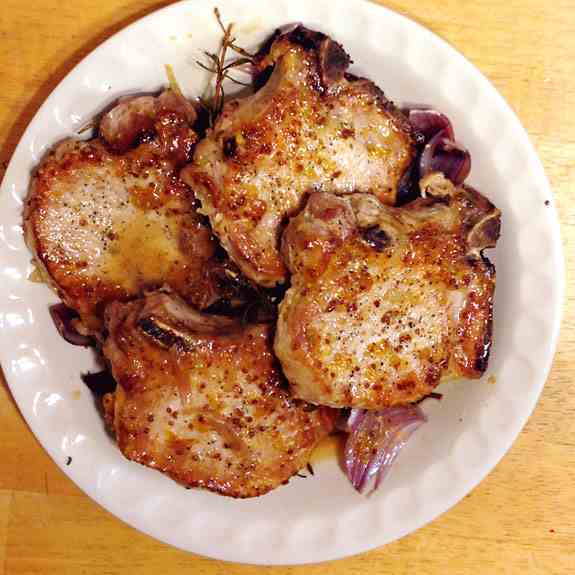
[
  {"x1": 102, "y1": 293, "x2": 336, "y2": 498},
  {"x1": 275, "y1": 179, "x2": 499, "y2": 408},
  {"x1": 24, "y1": 129, "x2": 220, "y2": 333},
  {"x1": 254, "y1": 26, "x2": 350, "y2": 89},
  {"x1": 23, "y1": 141, "x2": 127, "y2": 329},
  {"x1": 185, "y1": 26, "x2": 418, "y2": 287},
  {"x1": 254, "y1": 26, "x2": 416, "y2": 149}
]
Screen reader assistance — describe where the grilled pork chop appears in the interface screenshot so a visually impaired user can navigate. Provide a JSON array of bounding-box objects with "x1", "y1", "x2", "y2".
[
  {"x1": 102, "y1": 291, "x2": 335, "y2": 497},
  {"x1": 181, "y1": 26, "x2": 416, "y2": 287},
  {"x1": 274, "y1": 173, "x2": 501, "y2": 409},
  {"x1": 24, "y1": 91, "x2": 230, "y2": 333}
]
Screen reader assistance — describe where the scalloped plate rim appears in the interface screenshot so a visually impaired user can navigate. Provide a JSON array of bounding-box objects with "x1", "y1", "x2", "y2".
[{"x1": 0, "y1": 0, "x2": 564, "y2": 565}]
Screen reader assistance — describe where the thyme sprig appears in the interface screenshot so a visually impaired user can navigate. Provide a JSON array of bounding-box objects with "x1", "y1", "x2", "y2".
[
  {"x1": 213, "y1": 7, "x2": 255, "y2": 59},
  {"x1": 197, "y1": 8, "x2": 255, "y2": 125}
]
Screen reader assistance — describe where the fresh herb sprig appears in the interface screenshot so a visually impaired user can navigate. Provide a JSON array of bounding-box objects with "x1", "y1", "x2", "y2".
[{"x1": 196, "y1": 8, "x2": 255, "y2": 125}]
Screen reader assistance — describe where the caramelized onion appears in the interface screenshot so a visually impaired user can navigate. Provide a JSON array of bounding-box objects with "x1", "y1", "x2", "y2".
[
  {"x1": 49, "y1": 304, "x2": 93, "y2": 347},
  {"x1": 403, "y1": 106, "x2": 471, "y2": 186},
  {"x1": 344, "y1": 406, "x2": 426, "y2": 493},
  {"x1": 403, "y1": 107, "x2": 454, "y2": 142},
  {"x1": 420, "y1": 130, "x2": 471, "y2": 185}
]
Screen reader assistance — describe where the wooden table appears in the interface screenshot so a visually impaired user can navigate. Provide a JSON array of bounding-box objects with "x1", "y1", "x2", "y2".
[{"x1": 1, "y1": 0, "x2": 573, "y2": 572}]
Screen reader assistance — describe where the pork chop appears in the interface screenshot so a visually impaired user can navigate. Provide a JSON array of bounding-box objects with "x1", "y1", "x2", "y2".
[
  {"x1": 102, "y1": 291, "x2": 336, "y2": 497},
  {"x1": 24, "y1": 91, "x2": 228, "y2": 333},
  {"x1": 274, "y1": 173, "x2": 501, "y2": 408},
  {"x1": 181, "y1": 26, "x2": 416, "y2": 287}
]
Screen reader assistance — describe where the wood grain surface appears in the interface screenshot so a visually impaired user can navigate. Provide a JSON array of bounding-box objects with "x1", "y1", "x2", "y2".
[{"x1": 1, "y1": 0, "x2": 574, "y2": 573}]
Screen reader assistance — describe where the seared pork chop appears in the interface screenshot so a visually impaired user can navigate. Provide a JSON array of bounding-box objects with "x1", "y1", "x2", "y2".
[
  {"x1": 274, "y1": 173, "x2": 500, "y2": 408},
  {"x1": 102, "y1": 291, "x2": 335, "y2": 497},
  {"x1": 182, "y1": 26, "x2": 416, "y2": 287},
  {"x1": 24, "y1": 91, "x2": 227, "y2": 332}
]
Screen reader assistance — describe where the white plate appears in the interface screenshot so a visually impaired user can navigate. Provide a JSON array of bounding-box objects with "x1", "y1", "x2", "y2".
[{"x1": 0, "y1": 0, "x2": 563, "y2": 565}]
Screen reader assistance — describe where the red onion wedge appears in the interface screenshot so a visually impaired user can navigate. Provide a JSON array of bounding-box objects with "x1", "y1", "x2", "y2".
[
  {"x1": 403, "y1": 107, "x2": 455, "y2": 142},
  {"x1": 420, "y1": 130, "x2": 471, "y2": 185},
  {"x1": 402, "y1": 106, "x2": 471, "y2": 186},
  {"x1": 344, "y1": 406, "x2": 426, "y2": 494},
  {"x1": 49, "y1": 304, "x2": 93, "y2": 347}
]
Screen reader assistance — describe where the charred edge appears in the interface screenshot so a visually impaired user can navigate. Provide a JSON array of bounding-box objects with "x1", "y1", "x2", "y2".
[
  {"x1": 252, "y1": 65, "x2": 274, "y2": 92},
  {"x1": 193, "y1": 103, "x2": 212, "y2": 138},
  {"x1": 318, "y1": 36, "x2": 351, "y2": 85},
  {"x1": 477, "y1": 213, "x2": 501, "y2": 248},
  {"x1": 396, "y1": 159, "x2": 421, "y2": 206},
  {"x1": 81, "y1": 370, "x2": 117, "y2": 396},
  {"x1": 204, "y1": 263, "x2": 272, "y2": 317},
  {"x1": 137, "y1": 317, "x2": 190, "y2": 352},
  {"x1": 474, "y1": 309, "x2": 494, "y2": 374},
  {"x1": 464, "y1": 250, "x2": 495, "y2": 273},
  {"x1": 285, "y1": 27, "x2": 351, "y2": 79},
  {"x1": 427, "y1": 194, "x2": 451, "y2": 206},
  {"x1": 133, "y1": 130, "x2": 156, "y2": 148},
  {"x1": 416, "y1": 391, "x2": 444, "y2": 404},
  {"x1": 286, "y1": 26, "x2": 332, "y2": 54},
  {"x1": 206, "y1": 295, "x2": 279, "y2": 324},
  {"x1": 464, "y1": 211, "x2": 501, "y2": 256},
  {"x1": 253, "y1": 27, "x2": 283, "y2": 61},
  {"x1": 362, "y1": 226, "x2": 391, "y2": 252},
  {"x1": 222, "y1": 136, "x2": 238, "y2": 159},
  {"x1": 479, "y1": 251, "x2": 496, "y2": 277},
  {"x1": 474, "y1": 330, "x2": 492, "y2": 373},
  {"x1": 242, "y1": 299, "x2": 279, "y2": 324},
  {"x1": 254, "y1": 26, "x2": 350, "y2": 91},
  {"x1": 461, "y1": 186, "x2": 501, "y2": 241},
  {"x1": 485, "y1": 214, "x2": 501, "y2": 245},
  {"x1": 302, "y1": 403, "x2": 318, "y2": 412}
]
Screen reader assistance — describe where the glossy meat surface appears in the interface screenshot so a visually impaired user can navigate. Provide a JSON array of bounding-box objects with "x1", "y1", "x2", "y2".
[
  {"x1": 102, "y1": 291, "x2": 335, "y2": 497},
  {"x1": 100, "y1": 90, "x2": 197, "y2": 154},
  {"x1": 182, "y1": 26, "x2": 416, "y2": 287},
  {"x1": 275, "y1": 173, "x2": 501, "y2": 408},
  {"x1": 24, "y1": 91, "x2": 222, "y2": 332}
]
